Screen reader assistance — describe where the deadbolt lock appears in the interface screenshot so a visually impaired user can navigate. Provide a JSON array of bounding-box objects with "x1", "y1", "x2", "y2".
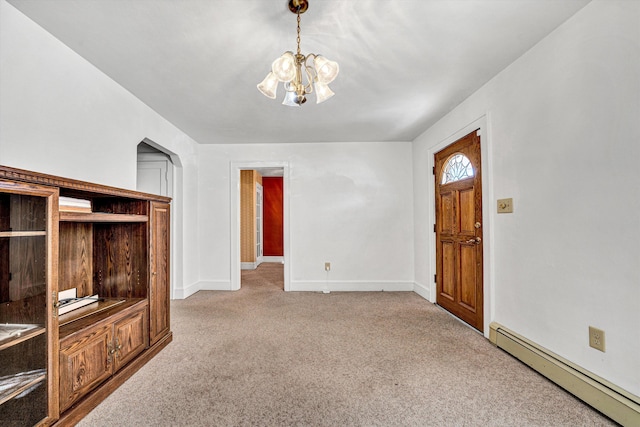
[{"x1": 474, "y1": 222, "x2": 481, "y2": 229}]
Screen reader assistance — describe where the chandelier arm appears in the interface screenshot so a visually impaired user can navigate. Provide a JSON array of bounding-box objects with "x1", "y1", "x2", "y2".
[{"x1": 303, "y1": 55, "x2": 317, "y2": 94}]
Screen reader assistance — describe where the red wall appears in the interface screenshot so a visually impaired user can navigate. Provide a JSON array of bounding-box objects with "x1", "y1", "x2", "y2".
[{"x1": 262, "y1": 177, "x2": 283, "y2": 256}]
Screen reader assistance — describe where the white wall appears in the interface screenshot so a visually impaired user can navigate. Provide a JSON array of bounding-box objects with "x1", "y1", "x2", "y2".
[
  {"x1": 188, "y1": 142, "x2": 415, "y2": 295},
  {"x1": 413, "y1": 0, "x2": 640, "y2": 396},
  {"x1": 0, "y1": 0, "x2": 200, "y2": 294}
]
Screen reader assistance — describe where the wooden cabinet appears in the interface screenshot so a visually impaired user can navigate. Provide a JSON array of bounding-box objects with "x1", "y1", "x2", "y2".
[
  {"x1": 59, "y1": 302, "x2": 148, "y2": 412},
  {"x1": 0, "y1": 166, "x2": 171, "y2": 426}
]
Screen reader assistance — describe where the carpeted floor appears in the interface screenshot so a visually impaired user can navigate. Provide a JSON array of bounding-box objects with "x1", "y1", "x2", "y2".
[{"x1": 77, "y1": 263, "x2": 617, "y2": 426}]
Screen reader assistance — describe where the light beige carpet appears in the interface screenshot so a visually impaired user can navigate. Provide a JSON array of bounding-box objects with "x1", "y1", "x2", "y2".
[{"x1": 77, "y1": 263, "x2": 616, "y2": 426}]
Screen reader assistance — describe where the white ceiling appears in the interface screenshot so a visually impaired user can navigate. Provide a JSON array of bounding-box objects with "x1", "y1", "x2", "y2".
[{"x1": 7, "y1": 0, "x2": 591, "y2": 145}]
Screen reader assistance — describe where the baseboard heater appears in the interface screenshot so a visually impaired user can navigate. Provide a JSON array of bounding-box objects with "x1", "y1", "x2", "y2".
[{"x1": 489, "y1": 322, "x2": 639, "y2": 426}]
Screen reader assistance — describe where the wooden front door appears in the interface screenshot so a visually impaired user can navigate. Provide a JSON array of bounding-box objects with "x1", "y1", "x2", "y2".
[{"x1": 435, "y1": 130, "x2": 483, "y2": 331}]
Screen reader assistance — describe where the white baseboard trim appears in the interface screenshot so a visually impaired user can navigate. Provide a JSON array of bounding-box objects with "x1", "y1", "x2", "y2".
[
  {"x1": 241, "y1": 262, "x2": 257, "y2": 270},
  {"x1": 490, "y1": 322, "x2": 640, "y2": 426},
  {"x1": 289, "y1": 280, "x2": 414, "y2": 292},
  {"x1": 413, "y1": 282, "x2": 431, "y2": 301},
  {"x1": 262, "y1": 256, "x2": 284, "y2": 263},
  {"x1": 174, "y1": 280, "x2": 231, "y2": 299}
]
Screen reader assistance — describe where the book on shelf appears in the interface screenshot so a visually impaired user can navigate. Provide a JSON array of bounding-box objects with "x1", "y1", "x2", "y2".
[{"x1": 59, "y1": 196, "x2": 92, "y2": 213}]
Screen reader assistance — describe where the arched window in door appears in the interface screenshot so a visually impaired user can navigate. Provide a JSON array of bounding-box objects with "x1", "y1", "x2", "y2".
[{"x1": 441, "y1": 153, "x2": 474, "y2": 184}]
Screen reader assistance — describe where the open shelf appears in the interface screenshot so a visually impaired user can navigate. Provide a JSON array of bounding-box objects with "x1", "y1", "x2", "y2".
[{"x1": 59, "y1": 212, "x2": 148, "y2": 223}]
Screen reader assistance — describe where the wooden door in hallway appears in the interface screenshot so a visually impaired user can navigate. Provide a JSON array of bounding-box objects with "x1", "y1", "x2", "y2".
[{"x1": 435, "y1": 130, "x2": 483, "y2": 331}]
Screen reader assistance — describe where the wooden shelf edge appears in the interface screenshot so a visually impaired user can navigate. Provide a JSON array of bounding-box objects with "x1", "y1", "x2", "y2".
[
  {"x1": 59, "y1": 299, "x2": 147, "y2": 340},
  {"x1": 0, "y1": 230, "x2": 47, "y2": 237},
  {"x1": 0, "y1": 326, "x2": 45, "y2": 351},
  {"x1": 59, "y1": 212, "x2": 148, "y2": 223},
  {"x1": 0, "y1": 372, "x2": 46, "y2": 406},
  {"x1": 53, "y1": 332, "x2": 173, "y2": 427}
]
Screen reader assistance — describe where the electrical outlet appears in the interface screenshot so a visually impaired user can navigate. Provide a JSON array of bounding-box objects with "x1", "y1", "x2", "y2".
[
  {"x1": 589, "y1": 326, "x2": 606, "y2": 352},
  {"x1": 324, "y1": 262, "x2": 331, "y2": 272},
  {"x1": 497, "y1": 198, "x2": 513, "y2": 213}
]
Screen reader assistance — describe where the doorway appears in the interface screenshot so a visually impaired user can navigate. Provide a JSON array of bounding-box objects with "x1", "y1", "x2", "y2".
[
  {"x1": 136, "y1": 139, "x2": 181, "y2": 300},
  {"x1": 136, "y1": 141, "x2": 173, "y2": 198},
  {"x1": 231, "y1": 162, "x2": 290, "y2": 292},
  {"x1": 434, "y1": 130, "x2": 484, "y2": 331}
]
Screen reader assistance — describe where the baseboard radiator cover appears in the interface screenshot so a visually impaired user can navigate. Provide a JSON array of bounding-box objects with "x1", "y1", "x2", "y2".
[{"x1": 489, "y1": 322, "x2": 639, "y2": 426}]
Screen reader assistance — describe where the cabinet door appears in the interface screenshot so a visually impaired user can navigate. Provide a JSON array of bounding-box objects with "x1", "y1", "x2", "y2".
[
  {"x1": 113, "y1": 306, "x2": 148, "y2": 371},
  {"x1": 0, "y1": 181, "x2": 59, "y2": 426},
  {"x1": 59, "y1": 324, "x2": 113, "y2": 412},
  {"x1": 149, "y1": 201, "x2": 170, "y2": 345}
]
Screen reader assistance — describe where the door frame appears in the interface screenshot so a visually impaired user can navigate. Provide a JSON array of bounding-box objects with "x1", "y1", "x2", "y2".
[
  {"x1": 427, "y1": 115, "x2": 494, "y2": 336},
  {"x1": 137, "y1": 138, "x2": 182, "y2": 301},
  {"x1": 230, "y1": 161, "x2": 290, "y2": 291}
]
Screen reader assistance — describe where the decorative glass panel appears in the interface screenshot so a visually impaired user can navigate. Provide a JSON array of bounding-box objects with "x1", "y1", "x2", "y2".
[
  {"x1": 0, "y1": 193, "x2": 50, "y2": 426},
  {"x1": 441, "y1": 153, "x2": 474, "y2": 184}
]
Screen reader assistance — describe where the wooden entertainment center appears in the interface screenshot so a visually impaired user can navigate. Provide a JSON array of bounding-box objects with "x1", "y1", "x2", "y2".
[{"x1": 0, "y1": 165, "x2": 172, "y2": 426}]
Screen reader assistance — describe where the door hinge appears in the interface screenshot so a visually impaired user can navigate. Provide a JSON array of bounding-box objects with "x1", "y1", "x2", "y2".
[
  {"x1": 433, "y1": 224, "x2": 436, "y2": 232},
  {"x1": 432, "y1": 166, "x2": 435, "y2": 175},
  {"x1": 434, "y1": 274, "x2": 437, "y2": 283},
  {"x1": 52, "y1": 291, "x2": 58, "y2": 317}
]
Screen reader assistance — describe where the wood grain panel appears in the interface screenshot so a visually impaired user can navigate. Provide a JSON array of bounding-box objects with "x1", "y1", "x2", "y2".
[
  {"x1": 59, "y1": 324, "x2": 113, "y2": 411},
  {"x1": 459, "y1": 244, "x2": 477, "y2": 311},
  {"x1": 459, "y1": 188, "x2": 475, "y2": 234},
  {"x1": 441, "y1": 241, "x2": 455, "y2": 300},
  {"x1": 150, "y1": 202, "x2": 170, "y2": 345},
  {"x1": 92, "y1": 199, "x2": 148, "y2": 215},
  {"x1": 113, "y1": 308, "x2": 148, "y2": 371},
  {"x1": 240, "y1": 171, "x2": 256, "y2": 263},
  {"x1": 93, "y1": 223, "x2": 147, "y2": 298},
  {"x1": 9, "y1": 194, "x2": 47, "y2": 231},
  {"x1": 9, "y1": 235, "x2": 46, "y2": 301},
  {"x1": 59, "y1": 222, "x2": 93, "y2": 296},
  {"x1": 440, "y1": 192, "x2": 454, "y2": 234}
]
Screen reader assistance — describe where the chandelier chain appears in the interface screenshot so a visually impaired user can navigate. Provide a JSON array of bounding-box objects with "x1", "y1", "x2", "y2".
[{"x1": 296, "y1": 8, "x2": 301, "y2": 56}]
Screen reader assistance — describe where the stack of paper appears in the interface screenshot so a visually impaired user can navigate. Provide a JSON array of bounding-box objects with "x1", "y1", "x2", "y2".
[
  {"x1": 58, "y1": 288, "x2": 100, "y2": 315},
  {"x1": 59, "y1": 196, "x2": 92, "y2": 213}
]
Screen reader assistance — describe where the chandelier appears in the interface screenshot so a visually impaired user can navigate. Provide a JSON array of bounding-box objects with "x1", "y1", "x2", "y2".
[{"x1": 257, "y1": 0, "x2": 339, "y2": 106}]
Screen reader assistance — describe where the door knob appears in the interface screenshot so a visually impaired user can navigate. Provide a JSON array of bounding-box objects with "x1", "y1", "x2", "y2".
[
  {"x1": 464, "y1": 237, "x2": 482, "y2": 244},
  {"x1": 475, "y1": 222, "x2": 482, "y2": 229}
]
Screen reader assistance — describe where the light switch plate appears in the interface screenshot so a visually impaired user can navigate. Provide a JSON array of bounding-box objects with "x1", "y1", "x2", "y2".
[{"x1": 497, "y1": 198, "x2": 513, "y2": 213}]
